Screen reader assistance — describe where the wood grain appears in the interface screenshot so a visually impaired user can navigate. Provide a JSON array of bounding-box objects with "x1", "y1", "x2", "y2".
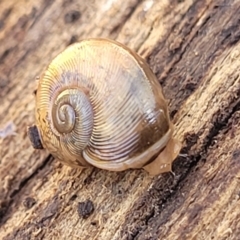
[{"x1": 0, "y1": 0, "x2": 239, "y2": 239}]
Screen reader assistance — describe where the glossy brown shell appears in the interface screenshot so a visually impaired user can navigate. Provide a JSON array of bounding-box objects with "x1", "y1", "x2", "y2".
[{"x1": 34, "y1": 38, "x2": 173, "y2": 171}]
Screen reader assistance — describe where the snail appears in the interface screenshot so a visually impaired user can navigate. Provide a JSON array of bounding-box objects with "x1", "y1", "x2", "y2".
[{"x1": 28, "y1": 38, "x2": 181, "y2": 175}]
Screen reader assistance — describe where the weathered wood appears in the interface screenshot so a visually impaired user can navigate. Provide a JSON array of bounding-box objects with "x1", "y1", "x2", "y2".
[{"x1": 0, "y1": 0, "x2": 240, "y2": 239}]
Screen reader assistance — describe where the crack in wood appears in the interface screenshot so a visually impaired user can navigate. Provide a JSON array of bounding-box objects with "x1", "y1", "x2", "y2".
[
  {"x1": 121, "y1": 81, "x2": 240, "y2": 240},
  {"x1": 0, "y1": 155, "x2": 53, "y2": 226},
  {"x1": 110, "y1": 0, "x2": 143, "y2": 36}
]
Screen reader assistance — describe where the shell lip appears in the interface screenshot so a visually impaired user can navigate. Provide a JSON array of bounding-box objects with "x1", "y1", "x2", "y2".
[{"x1": 83, "y1": 127, "x2": 173, "y2": 171}]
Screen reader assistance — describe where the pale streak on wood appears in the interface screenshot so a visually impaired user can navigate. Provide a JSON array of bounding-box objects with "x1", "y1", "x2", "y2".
[
  {"x1": 176, "y1": 45, "x2": 240, "y2": 142},
  {"x1": 118, "y1": 0, "x2": 196, "y2": 55}
]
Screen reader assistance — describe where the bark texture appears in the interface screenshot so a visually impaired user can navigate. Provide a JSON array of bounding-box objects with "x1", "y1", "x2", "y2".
[{"x1": 0, "y1": 0, "x2": 240, "y2": 239}]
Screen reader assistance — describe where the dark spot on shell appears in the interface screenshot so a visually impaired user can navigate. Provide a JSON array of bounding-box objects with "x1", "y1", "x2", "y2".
[
  {"x1": 64, "y1": 10, "x2": 81, "y2": 24},
  {"x1": 78, "y1": 199, "x2": 94, "y2": 219}
]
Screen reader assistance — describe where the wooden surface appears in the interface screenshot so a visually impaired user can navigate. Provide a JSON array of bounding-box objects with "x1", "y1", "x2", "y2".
[{"x1": 0, "y1": 0, "x2": 240, "y2": 239}]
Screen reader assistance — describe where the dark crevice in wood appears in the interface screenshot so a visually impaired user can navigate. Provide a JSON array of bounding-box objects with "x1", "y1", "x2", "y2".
[
  {"x1": 121, "y1": 82, "x2": 240, "y2": 240},
  {"x1": 220, "y1": 17, "x2": 240, "y2": 47},
  {"x1": 110, "y1": 0, "x2": 143, "y2": 35},
  {"x1": 0, "y1": 155, "x2": 53, "y2": 226},
  {"x1": 143, "y1": 1, "x2": 213, "y2": 120},
  {"x1": 0, "y1": 47, "x2": 34, "y2": 114},
  {"x1": 0, "y1": 8, "x2": 12, "y2": 30},
  {"x1": 204, "y1": 91, "x2": 240, "y2": 152},
  {"x1": 29, "y1": 0, "x2": 55, "y2": 30},
  {"x1": 0, "y1": 47, "x2": 14, "y2": 64},
  {"x1": 147, "y1": 90, "x2": 240, "y2": 239},
  {"x1": 158, "y1": 2, "x2": 239, "y2": 118},
  {"x1": 0, "y1": 0, "x2": 55, "y2": 101},
  {"x1": 3, "y1": 194, "x2": 60, "y2": 240},
  {"x1": 147, "y1": 0, "x2": 210, "y2": 76}
]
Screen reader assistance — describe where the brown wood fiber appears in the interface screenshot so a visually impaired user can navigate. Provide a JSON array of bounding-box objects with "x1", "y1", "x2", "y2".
[{"x1": 0, "y1": 0, "x2": 240, "y2": 239}]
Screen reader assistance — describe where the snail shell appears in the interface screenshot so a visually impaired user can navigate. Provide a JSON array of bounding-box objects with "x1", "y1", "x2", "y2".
[{"x1": 28, "y1": 38, "x2": 181, "y2": 175}]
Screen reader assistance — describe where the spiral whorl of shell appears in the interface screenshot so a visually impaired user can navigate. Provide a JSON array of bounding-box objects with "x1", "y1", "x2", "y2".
[
  {"x1": 35, "y1": 38, "x2": 172, "y2": 170},
  {"x1": 35, "y1": 49, "x2": 94, "y2": 166}
]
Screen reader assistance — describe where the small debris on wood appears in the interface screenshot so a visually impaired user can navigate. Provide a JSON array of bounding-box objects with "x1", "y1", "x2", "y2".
[
  {"x1": 232, "y1": 149, "x2": 240, "y2": 160},
  {"x1": 77, "y1": 199, "x2": 94, "y2": 219},
  {"x1": 27, "y1": 125, "x2": 43, "y2": 149},
  {"x1": 0, "y1": 121, "x2": 16, "y2": 139},
  {"x1": 64, "y1": 10, "x2": 81, "y2": 24},
  {"x1": 91, "y1": 220, "x2": 98, "y2": 226},
  {"x1": 70, "y1": 194, "x2": 77, "y2": 201},
  {"x1": 23, "y1": 197, "x2": 36, "y2": 209},
  {"x1": 33, "y1": 76, "x2": 40, "y2": 95}
]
